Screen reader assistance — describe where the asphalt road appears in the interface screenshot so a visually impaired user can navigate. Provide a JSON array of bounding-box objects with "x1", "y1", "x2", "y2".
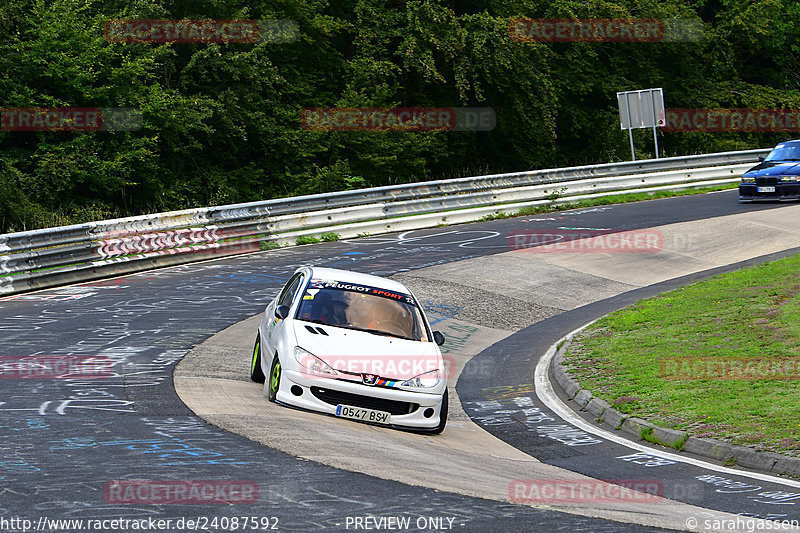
[
  {"x1": 457, "y1": 248, "x2": 800, "y2": 521},
  {"x1": 0, "y1": 190, "x2": 793, "y2": 532}
]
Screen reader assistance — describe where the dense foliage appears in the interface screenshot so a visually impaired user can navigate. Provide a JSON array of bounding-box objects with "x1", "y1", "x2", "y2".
[{"x1": 1, "y1": 0, "x2": 798, "y2": 233}]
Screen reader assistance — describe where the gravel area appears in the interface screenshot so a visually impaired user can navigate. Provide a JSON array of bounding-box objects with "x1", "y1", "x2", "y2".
[{"x1": 392, "y1": 273, "x2": 562, "y2": 331}]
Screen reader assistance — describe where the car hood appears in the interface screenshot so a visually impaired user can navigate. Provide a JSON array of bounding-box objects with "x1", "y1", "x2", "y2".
[
  {"x1": 292, "y1": 321, "x2": 441, "y2": 380},
  {"x1": 744, "y1": 161, "x2": 800, "y2": 177}
]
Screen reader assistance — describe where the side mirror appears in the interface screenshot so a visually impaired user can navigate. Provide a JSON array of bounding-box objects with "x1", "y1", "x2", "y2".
[
  {"x1": 275, "y1": 305, "x2": 290, "y2": 320},
  {"x1": 433, "y1": 331, "x2": 445, "y2": 346},
  {"x1": 758, "y1": 156, "x2": 765, "y2": 162}
]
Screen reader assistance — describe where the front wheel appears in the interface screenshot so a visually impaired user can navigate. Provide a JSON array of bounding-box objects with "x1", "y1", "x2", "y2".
[
  {"x1": 428, "y1": 389, "x2": 448, "y2": 435},
  {"x1": 250, "y1": 335, "x2": 265, "y2": 383},
  {"x1": 268, "y1": 353, "x2": 281, "y2": 403}
]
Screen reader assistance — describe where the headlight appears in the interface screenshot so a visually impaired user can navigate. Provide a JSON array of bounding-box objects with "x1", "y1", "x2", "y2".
[
  {"x1": 401, "y1": 369, "x2": 440, "y2": 388},
  {"x1": 740, "y1": 176, "x2": 755, "y2": 183},
  {"x1": 294, "y1": 346, "x2": 337, "y2": 375},
  {"x1": 780, "y1": 176, "x2": 796, "y2": 182}
]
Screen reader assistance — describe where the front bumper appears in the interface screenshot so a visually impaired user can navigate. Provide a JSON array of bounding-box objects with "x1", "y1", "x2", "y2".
[
  {"x1": 739, "y1": 182, "x2": 800, "y2": 201},
  {"x1": 271, "y1": 368, "x2": 446, "y2": 429}
]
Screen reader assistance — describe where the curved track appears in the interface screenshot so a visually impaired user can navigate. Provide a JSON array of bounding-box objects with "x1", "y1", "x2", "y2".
[{"x1": 1, "y1": 190, "x2": 798, "y2": 532}]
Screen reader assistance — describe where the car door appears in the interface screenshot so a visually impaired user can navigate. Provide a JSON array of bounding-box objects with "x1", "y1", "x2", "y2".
[{"x1": 264, "y1": 272, "x2": 305, "y2": 356}]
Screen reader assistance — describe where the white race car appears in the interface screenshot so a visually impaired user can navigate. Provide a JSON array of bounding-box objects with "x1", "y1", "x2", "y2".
[{"x1": 250, "y1": 266, "x2": 448, "y2": 433}]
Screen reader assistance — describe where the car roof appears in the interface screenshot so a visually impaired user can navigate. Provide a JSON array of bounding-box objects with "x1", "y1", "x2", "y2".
[{"x1": 307, "y1": 266, "x2": 412, "y2": 294}]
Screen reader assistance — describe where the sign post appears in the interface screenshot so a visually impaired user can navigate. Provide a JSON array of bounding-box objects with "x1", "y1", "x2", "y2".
[{"x1": 617, "y1": 88, "x2": 665, "y2": 160}]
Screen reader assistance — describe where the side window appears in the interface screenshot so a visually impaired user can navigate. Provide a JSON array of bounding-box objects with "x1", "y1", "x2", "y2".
[{"x1": 277, "y1": 274, "x2": 304, "y2": 309}]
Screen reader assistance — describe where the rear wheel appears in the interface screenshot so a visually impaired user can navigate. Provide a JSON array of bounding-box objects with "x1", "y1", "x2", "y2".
[
  {"x1": 250, "y1": 335, "x2": 265, "y2": 383},
  {"x1": 268, "y1": 353, "x2": 281, "y2": 403},
  {"x1": 428, "y1": 389, "x2": 448, "y2": 434}
]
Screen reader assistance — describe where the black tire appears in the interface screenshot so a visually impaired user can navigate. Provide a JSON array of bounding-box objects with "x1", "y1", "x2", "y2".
[
  {"x1": 250, "y1": 335, "x2": 265, "y2": 383},
  {"x1": 267, "y1": 352, "x2": 281, "y2": 403},
  {"x1": 428, "y1": 389, "x2": 448, "y2": 435}
]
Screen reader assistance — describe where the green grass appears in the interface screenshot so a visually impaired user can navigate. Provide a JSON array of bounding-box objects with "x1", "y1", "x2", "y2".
[
  {"x1": 259, "y1": 240, "x2": 282, "y2": 251},
  {"x1": 564, "y1": 253, "x2": 800, "y2": 456},
  {"x1": 296, "y1": 233, "x2": 339, "y2": 244},
  {"x1": 479, "y1": 183, "x2": 737, "y2": 222},
  {"x1": 295, "y1": 235, "x2": 321, "y2": 245}
]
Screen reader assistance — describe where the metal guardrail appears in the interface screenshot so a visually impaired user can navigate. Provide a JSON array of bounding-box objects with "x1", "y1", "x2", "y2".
[{"x1": 0, "y1": 148, "x2": 769, "y2": 296}]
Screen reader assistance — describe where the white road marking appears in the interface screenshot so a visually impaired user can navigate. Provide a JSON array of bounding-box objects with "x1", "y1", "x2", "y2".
[{"x1": 534, "y1": 323, "x2": 800, "y2": 489}]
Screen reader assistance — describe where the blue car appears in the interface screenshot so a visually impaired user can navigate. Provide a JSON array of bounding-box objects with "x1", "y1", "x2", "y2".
[{"x1": 739, "y1": 140, "x2": 800, "y2": 202}]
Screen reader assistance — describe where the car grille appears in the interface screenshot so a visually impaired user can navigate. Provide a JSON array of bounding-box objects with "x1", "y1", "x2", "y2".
[
  {"x1": 756, "y1": 177, "x2": 778, "y2": 185},
  {"x1": 310, "y1": 386, "x2": 418, "y2": 415}
]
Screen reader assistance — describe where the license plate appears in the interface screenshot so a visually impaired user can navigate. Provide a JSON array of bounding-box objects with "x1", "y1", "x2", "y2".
[
  {"x1": 758, "y1": 186, "x2": 776, "y2": 192},
  {"x1": 335, "y1": 404, "x2": 391, "y2": 424}
]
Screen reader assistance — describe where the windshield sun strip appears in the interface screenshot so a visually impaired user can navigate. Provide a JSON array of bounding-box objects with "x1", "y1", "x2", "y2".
[{"x1": 306, "y1": 279, "x2": 416, "y2": 305}]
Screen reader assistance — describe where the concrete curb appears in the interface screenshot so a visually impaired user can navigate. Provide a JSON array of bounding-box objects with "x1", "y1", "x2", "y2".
[{"x1": 551, "y1": 335, "x2": 800, "y2": 477}]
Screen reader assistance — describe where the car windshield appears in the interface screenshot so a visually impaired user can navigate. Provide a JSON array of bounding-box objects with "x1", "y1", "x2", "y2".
[
  {"x1": 296, "y1": 280, "x2": 429, "y2": 341},
  {"x1": 764, "y1": 142, "x2": 800, "y2": 161}
]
